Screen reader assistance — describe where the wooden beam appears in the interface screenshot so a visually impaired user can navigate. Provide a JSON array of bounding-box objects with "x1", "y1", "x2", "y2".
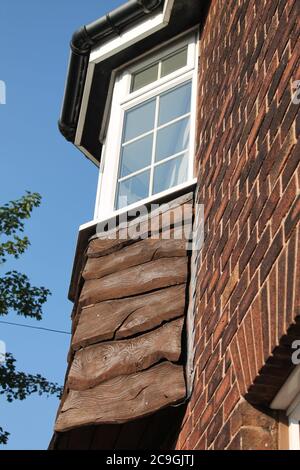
[
  {"x1": 68, "y1": 317, "x2": 184, "y2": 390},
  {"x1": 55, "y1": 362, "x2": 186, "y2": 431},
  {"x1": 83, "y1": 239, "x2": 187, "y2": 281},
  {"x1": 72, "y1": 284, "x2": 187, "y2": 350},
  {"x1": 79, "y1": 257, "x2": 188, "y2": 307},
  {"x1": 88, "y1": 192, "x2": 194, "y2": 258}
]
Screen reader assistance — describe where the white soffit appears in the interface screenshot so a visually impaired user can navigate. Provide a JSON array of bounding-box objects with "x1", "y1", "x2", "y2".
[
  {"x1": 74, "y1": 0, "x2": 175, "y2": 148},
  {"x1": 271, "y1": 364, "x2": 300, "y2": 410}
]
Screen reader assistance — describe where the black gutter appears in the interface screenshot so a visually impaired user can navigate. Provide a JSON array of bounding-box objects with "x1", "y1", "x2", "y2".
[{"x1": 59, "y1": 0, "x2": 163, "y2": 142}]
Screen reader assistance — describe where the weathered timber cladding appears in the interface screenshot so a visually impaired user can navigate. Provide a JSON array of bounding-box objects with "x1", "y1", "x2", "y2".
[
  {"x1": 79, "y1": 257, "x2": 188, "y2": 306},
  {"x1": 54, "y1": 192, "x2": 194, "y2": 435},
  {"x1": 176, "y1": 0, "x2": 300, "y2": 451},
  {"x1": 83, "y1": 239, "x2": 187, "y2": 280},
  {"x1": 55, "y1": 362, "x2": 186, "y2": 431},
  {"x1": 68, "y1": 317, "x2": 184, "y2": 390},
  {"x1": 72, "y1": 284, "x2": 187, "y2": 349}
]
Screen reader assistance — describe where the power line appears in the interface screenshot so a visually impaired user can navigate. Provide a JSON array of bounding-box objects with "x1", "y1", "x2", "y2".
[{"x1": 0, "y1": 320, "x2": 71, "y2": 335}]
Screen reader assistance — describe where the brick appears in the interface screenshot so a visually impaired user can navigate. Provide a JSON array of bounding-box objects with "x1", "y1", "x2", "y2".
[
  {"x1": 230, "y1": 338, "x2": 247, "y2": 395},
  {"x1": 227, "y1": 432, "x2": 241, "y2": 450},
  {"x1": 207, "y1": 408, "x2": 223, "y2": 447},
  {"x1": 221, "y1": 311, "x2": 238, "y2": 355},
  {"x1": 286, "y1": 229, "x2": 297, "y2": 326},
  {"x1": 249, "y1": 227, "x2": 271, "y2": 277},
  {"x1": 260, "y1": 228, "x2": 283, "y2": 284},
  {"x1": 251, "y1": 296, "x2": 265, "y2": 372},
  {"x1": 260, "y1": 282, "x2": 271, "y2": 362},
  {"x1": 243, "y1": 313, "x2": 257, "y2": 382},
  {"x1": 258, "y1": 180, "x2": 281, "y2": 236},
  {"x1": 238, "y1": 272, "x2": 259, "y2": 323},
  {"x1": 272, "y1": 175, "x2": 297, "y2": 236},
  {"x1": 200, "y1": 399, "x2": 214, "y2": 430},
  {"x1": 213, "y1": 307, "x2": 229, "y2": 347},
  {"x1": 284, "y1": 194, "x2": 300, "y2": 241},
  {"x1": 207, "y1": 361, "x2": 224, "y2": 400},
  {"x1": 214, "y1": 370, "x2": 231, "y2": 409},
  {"x1": 214, "y1": 418, "x2": 231, "y2": 450},
  {"x1": 224, "y1": 382, "x2": 240, "y2": 421}
]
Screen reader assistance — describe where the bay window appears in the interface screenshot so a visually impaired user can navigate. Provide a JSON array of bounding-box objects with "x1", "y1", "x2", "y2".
[{"x1": 96, "y1": 31, "x2": 198, "y2": 219}]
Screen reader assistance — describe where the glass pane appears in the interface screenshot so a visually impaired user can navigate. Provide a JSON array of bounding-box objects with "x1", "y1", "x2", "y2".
[
  {"x1": 116, "y1": 170, "x2": 150, "y2": 210},
  {"x1": 132, "y1": 63, "x2": 159, "y2": 92},
  {"x1": 161, "y1": 47, "x2": 188, "y2": 78},
  {"x1": 156, "y1": 117, "x2": 190, "y2": 162},
  {"x1": 120, "y1": 134, "x2": 153, "y2": 178},
  {"x1": 158, "y1": 82, "x2": 192, "y2": 126},
  {"x1": 123, "y1": 99, "x2": 156, "y2": 142},
  {"x1": 153, "y1": 154, "x2": 188, "y2": 194}
]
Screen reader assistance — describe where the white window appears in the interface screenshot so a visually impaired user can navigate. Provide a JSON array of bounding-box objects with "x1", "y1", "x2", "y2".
[
  {"x1": 287, "y1": 394, "x2": 300, "y2": 450},
  {"x1": 271, "y1": 364, "x2": 300, "y2": 450},
  {"x1": 96, "y1": 32, "x2": 198, "y2": 219}
]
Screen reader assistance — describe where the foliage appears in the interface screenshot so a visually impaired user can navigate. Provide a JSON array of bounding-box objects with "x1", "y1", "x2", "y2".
[{"x1": 0, "y1": 192, "x2": 62, "y2": 445}]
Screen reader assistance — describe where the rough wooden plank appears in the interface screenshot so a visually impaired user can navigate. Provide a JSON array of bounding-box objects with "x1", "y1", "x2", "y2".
[
  {"x1": 72, "y1": 284, "x2": 187, "y2": 350},
  {"x1": 83, "y1": 239, "x2": 187, "y2": 281},
  {"x1": 88, "y1": 192, "x2": 194, "y2": 258},
  {"x1": 79, "y1": 257, "x2": 188, "y2": 307},
  {"x1": 68, "y1": 318, "x2": 184, "y2": 390},
  {"x1": 55, "y1": 362, "x2": 186, "y2": 431}
]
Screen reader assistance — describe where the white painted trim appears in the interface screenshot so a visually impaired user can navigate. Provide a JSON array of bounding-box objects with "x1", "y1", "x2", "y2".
[
  {"x1": 94, "y1": 31, "x2": 198, "y2": 220},
  {"x1": 74, "y1": 0, "x2": 176, "y2": 163},
  {"x1": 75, "y1": 63, "x2": 95, "y2": 146},
  {"x1": 77, "y1": 144, "x2": 100, "y2": 167},
  {"x1": 271, "y1": 365, "x2": 300, "y2": 450},
  {"x1": 89, "y1": 0, "x2": 175, "y2": 64},
  {"x1": 271, "y1": 365, "x2": 300, "y2": 410},
  {"x1": 82, "y1": 178, "x2": 197, "y2": 231},
  {"x1": 288, "y1": 418, "x2": 300, "y2": 450}
]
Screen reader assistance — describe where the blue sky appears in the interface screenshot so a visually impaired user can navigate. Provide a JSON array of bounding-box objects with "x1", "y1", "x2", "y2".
[{"x1": 0, "y1": 0, "x2": 124, "y2": 449}]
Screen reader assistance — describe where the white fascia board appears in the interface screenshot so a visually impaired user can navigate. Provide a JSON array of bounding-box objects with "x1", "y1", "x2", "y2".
[
  {"x1": 271, "y1": 364, "x2": 300, "y2": 410},
  {"x1": 79, "y1": 178, "x2": 197, "y2": 233},
  {"x1": 74, "y1": 0, "x2": 174, "y2": 156},
  {"x1": 90, "y1": 0, "x2": 174, "y2": 64},
  {"x1": 75, "y1": 63, "x2": 95, "y2": 148}
]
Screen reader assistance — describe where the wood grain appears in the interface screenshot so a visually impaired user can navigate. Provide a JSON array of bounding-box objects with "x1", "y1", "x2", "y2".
[
  {"x1": 88, "y1": 192, "x2": 194, "y2": 258},
  {"x1": 55, "y1": 362, "x2": 186, "y2": 431},
  {"x1": 83, "y1": 239, "x2": 187, "y2": 281},
  {"x1": 72, "y1": 284, "x2": 187, "y2": 350},
  {"x1": 68, "y1": 318, "x2": 184, "y2": 390},
  {"x1": 79, "y1": 257, "x2": 188, "y2": 307}
]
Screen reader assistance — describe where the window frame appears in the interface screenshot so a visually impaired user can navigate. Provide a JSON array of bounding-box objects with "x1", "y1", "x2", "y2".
[
  {"x1": 95, "y1": 30, "x2": 198, "y2": 220},
  {"x1": 287, "y1": 394, "x2": 300, "y2": 450}
]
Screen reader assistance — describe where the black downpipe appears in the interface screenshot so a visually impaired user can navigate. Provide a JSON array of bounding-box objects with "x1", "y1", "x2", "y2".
[{"x1": 59, "y1": 0, "x2": 163, "y2": 142}]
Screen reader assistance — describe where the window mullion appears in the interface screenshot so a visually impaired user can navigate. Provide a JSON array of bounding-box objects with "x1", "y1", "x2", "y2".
[{"x1": 149, "y1": 96, "x2": 160, "y2": 197}]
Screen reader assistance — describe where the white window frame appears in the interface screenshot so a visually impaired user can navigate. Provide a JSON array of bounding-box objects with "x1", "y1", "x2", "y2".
[
  {"x1": 271, "y1": 364, "x2": 300, "y2": 450},
  {"x1": 95, "y1": 31, "x2": 198, "y2": 220}
]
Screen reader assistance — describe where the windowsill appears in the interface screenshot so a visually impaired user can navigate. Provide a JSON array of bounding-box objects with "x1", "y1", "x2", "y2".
[
  {"x1": 89, "y1": 178, "x2": 197, "y2": 230},
  {"x1": 68, "y1": 178, "x2": 197, "y2": 301}
]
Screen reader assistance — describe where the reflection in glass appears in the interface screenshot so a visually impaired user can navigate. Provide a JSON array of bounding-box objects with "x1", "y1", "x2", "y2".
[
  {"x1": 158, "y1": 82, "x2": 192, "y2": 126},
  {"x1": 116, "y1": 170, "x2": 150, "y2": 210},
  {"x1": 153, "y1": 154, "x2": 188, "y2": 194},
  {"x1": 156, "y1": 117, "x2": 190, "y2": 162},
  {"x1": 123, "y1": 99, "x2": 156, "y2": 142},
  {"x1": 161, "y1": 47, "x2": 188, "y2": 78},
  {"x1": 120, "y1": 134, "x2": 153, "y2": 178},
  {"x1": 132, "y1": 63, "x2": 159, "y2": 92}
]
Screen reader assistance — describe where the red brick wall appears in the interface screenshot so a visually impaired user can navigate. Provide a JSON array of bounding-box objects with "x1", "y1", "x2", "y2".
[{"x1": 176, "y1": 0, "x2": 300, "y2": 450}]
